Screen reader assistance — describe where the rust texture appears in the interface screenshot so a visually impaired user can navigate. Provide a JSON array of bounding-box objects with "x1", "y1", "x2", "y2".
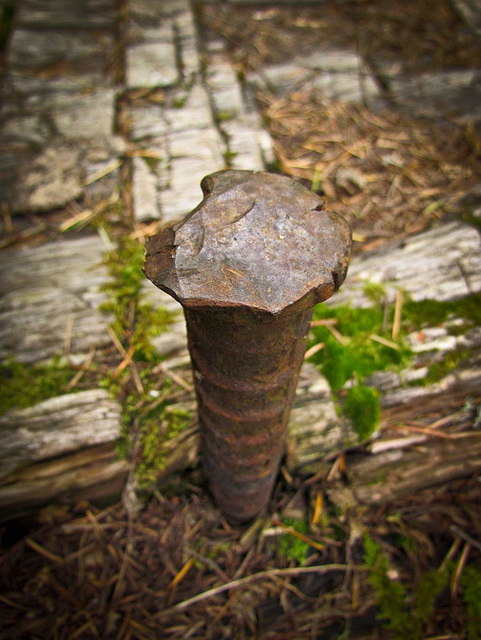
[{"x1": 144, "y1": 170, "x2": 351, "y2": 524}]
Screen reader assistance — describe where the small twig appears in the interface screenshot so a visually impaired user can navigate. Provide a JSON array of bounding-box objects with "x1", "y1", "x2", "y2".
[
  {"x1": 168, "y1": 558, "x2": 195, "y2": 590},
  {"x1": 370, "y1": 435, "x2": 427, "y2": 454},
  {"x1": 450, "y1": 542, "x2": 470, "y2": 598},
  {"x1": 59, "y1": 208, "x2": 95, "y2": 232},
  {"x1": 186, "y1": 547, "x2": 230, "y2": 582},
  {"x1": 97, "y1": 225, "x2": 114, "y2": 251},
  {"x1": 107, "y1": 326, "x2": 144, "y2": 395},
  {"x1": 107, "y1": 325, "x2": 128, "y2": 356},
  {"x1": 387, "y1": 425, "x2": 454, "y2": 439},
  {"x1": 369, "y1": 333, "x2": 401, "y2": 350},
  {"x1": 67, "y1": 346, "x2": 96, "y2": 390},
  {"x1": 0, "y1": 595, "x2": 29, "y2": 611},
  {"x1": 327, "y1": 453, "x2": 346, "y2": 481},
  {"x1": 392, "y1": 289, "x2": 403, "y2": 341},
  {"x1": 272, "y1": 518, "x2": 325, "y2": 552},
  {"x1": 130, "y1": 220, "x2": 162, "y2": 241},
  {"x1": 125, "y1": 149, "x2": 163, "y2": 160},
  {"x1": 439, "y1": 537, "x2": 462, "y2": 575},
  {"x1": 64, "y1": 315, "x2": 75, "y2": 361},
  {"x1": 304, "y1": 342, "x2": 325, "y2": 360},
  {"x1": 327, "y1": 324, "x2": 348, "y2": 345},
  {"x1": 83, "y1": 160, "x2": 122, "y2": 186},
  {"x1": 310, "y1": 318, "x2": 338, "y2": 328},
  {"x1": 156, "y1": 564, "x2": 364, "y2": 615},
  {"x1": 0, "y1": 222, "x2": 47, "y2": 249},
  {"x1": 450, "y1": 525, "x2": 481, "y2": 553},
  {"x1": 232, "y1": 545, "x2": 256, "y2": 581},
  {"x1": 311, "y1": 490, "x2": 323, "y2": 527},
  {"x1": 152, "y1": 361, "x2": 193, "y2": 392},
  {"x1": 25, "y1": 538, "x2": 64, "y2": 564},
  {"x1": 70, "y1": 620, "x2": 99, "y2": 640},
  {"x1": 104, "y1": 518, "x2": 134, "y2": 636},
  {"x1": 114, "y1": 342, "x2": 135, "y2": 377}
]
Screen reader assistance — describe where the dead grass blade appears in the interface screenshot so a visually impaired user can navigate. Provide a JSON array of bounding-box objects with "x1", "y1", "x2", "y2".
[{"x1": 159, "y1": 564, "x2": 363, "y2": 615}]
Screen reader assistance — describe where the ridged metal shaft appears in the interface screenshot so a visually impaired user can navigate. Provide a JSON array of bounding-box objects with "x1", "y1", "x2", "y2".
[
  {"x1": 184, "y1": 305, "x2": 312, "y2": 523},
  {"x1": 144, "y1": 170, "x2": 351, "y2": 524}
]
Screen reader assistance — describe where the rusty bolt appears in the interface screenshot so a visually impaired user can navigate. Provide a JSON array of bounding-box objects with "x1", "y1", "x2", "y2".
[{"x1": 144, "y1": 170, "x2": 351, "y2": 524}]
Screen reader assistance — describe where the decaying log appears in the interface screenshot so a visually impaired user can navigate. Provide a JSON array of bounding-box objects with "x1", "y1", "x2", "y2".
[
  {"x1": 331, "y1": 220, "x2": 481, "y2": 308},
  {"x1": 0, "y1": 235, "x2": 112, "y2": 364},
  {"x1": 0, "y1": 390, "x2": 127, "y2": 518},
  {"x1": 327, "y1": 366, "x2": 481, "y2": 509}
]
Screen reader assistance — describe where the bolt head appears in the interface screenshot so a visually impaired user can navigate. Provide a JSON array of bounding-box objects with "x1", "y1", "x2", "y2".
[{"x1": 145, "y1": 170, "x2": 351, "y2": 314}]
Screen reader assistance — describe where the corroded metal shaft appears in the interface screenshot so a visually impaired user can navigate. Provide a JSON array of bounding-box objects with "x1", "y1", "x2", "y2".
[{"x1": 144, "y1": 170, "x2": 351, "y2": 524}]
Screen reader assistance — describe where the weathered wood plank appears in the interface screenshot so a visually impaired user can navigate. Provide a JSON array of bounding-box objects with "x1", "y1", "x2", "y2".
[
  {"x1": 0, "y1": 444, "x2": 128, "y2": 515},
  {"x1": 0, "y1": 389, "x2": 122, "y2": 480},
  {"x1": 331, "y1": 221, "x2": 481, "y2": 308},
  {"x1": 0, "y1": 235, "x2": 112, "y2": 364},
  {"x1": 0, "y1": 389, "x2": 126, "y2": 516}
]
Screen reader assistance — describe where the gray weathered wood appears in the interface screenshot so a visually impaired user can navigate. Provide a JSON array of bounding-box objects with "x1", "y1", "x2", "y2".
[
  {"x1": 0, "y1": 389, "x2": 127, "y2": 516},
  {"x1": 0, "y1": 235, "x2": 113, "y2": 364},
  {"x1": 330, "y1": 221, "x2": 481, "y2": 309}
]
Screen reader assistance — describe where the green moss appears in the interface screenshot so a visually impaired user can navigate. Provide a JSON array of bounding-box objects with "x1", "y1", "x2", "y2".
[
  {"x1": 309, "y1": 303, "x2": 411, "y2": 393},
  {"x1": 137, "y1": 404, "x2": 192, "y2": 488},
  {"x1": 101, "y1": 238, "x2": 173, "y2": 361},
  {"x1": 425, "y1": 349, "x2": 469, "y2": 385},
  {"x1": 461, "y1": 565, "x2": 481, "y2": 640},
  {"x1": 308, "y1": 291, "x2": 480, "y2": 440},
  {"x1": 363, "y1": 282, "x2": 387, "y2": 306},
  {"x1": 363, "y1": 534, "x2": 449, "y2": 640},
  {"x1": 0, "y1": 358, "x2": 74, "y2": 416},
  {"x1": 222, "y1": 149, "x2": 239, "y2": 167},
  {"x1": 143, "y1": 156, "x2": 161, "y2": 172},
  {"x1": 173, "y1": 95, "x2": 187, "y2": 108},
  {"x1": 278, "y1": 518, "x2": 310, "y2": 565},
  {"x1": 0, "y1": 3, "x2": 14, "y2": 49},
  {"x1": 216, "y1": 109, "x2": 237, "y2": 122},
  {"x1": 393, "y1": 533, "x2": 418, "y2": 556},
  {"x1": 308, "y1": 300, "x2": 410, "y2": 441},
  {"x1": 100, "y1": 237, "x2": 185, "y2": 486},
  {"x1": 403, "y1": 293, "x2": 481, "y2": 332},
  {"x1": 345, "y1": 384, "x2": 380, "y2": 442}
]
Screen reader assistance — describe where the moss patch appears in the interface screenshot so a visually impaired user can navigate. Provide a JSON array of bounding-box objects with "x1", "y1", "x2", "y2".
[
  {"x1": 344, "y1": 384, "x2": 380, "y2": 443},
  {"x1": 137, "y1": 404, "x2": 192, "y2": 488},
  {"x1": 308, "y1": 301, "x2": 411, "y2": 440},
  {"x1": 363, "y1": 534, "x2": 449, "y2": 639},
  {"x1": 425, "y1": 349, "x2": 470, "y2": 385},
  {"x1": 309, "y1": 303, "x2": 411, "y2": 392},
  {"x1": 403, "y1": 293, "x2": 481, "y2": 332},
  {"x1": 101, "y1": 238, "x2": 173, "y2": 361},
  {"x1": 308, "y1": 291, "x2": 480, "y2": 441},
  {"x1": 100, "y1": 237, "x2": 189, "y2": 489},
  {"x1": 278, "y1": 518, "x2": 310, "y2": 564},
  {"x1": 0, "y1": 359, "x2": 74, "y2": 417}
]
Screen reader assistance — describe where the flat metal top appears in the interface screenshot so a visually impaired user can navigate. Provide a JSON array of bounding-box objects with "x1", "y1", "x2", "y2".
[{"x1": 144, "y1": 170, "x2": 351, "y2": 314}]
